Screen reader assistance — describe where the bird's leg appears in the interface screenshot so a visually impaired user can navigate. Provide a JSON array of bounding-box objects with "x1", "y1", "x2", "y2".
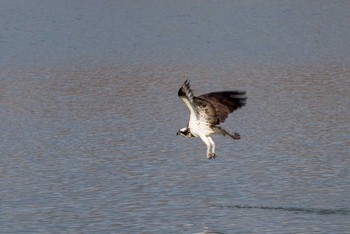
[
  {"x1": 207, "y1": 137, "x2": 216, "y2": 158},
  {"x1": 199, "y1": 134, "x2": 212, "y2": 159}
]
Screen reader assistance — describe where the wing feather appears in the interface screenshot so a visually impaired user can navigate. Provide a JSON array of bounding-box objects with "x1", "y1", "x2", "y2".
[
  {"x1": 178, "y1": 80, "x2": 247, "y2": 126},
  {"x1": 178, "y1": 79, "x2": 217, "y2": 124},
  {"x1": 178, "y1": 79, "x2": 196, "y2": 117},
  {"x1": 193, "y1": 97, "x2": 218, "y2": 125},
  {"x1": 198, "y1": 91, "x2": 247, "y2": 124}
]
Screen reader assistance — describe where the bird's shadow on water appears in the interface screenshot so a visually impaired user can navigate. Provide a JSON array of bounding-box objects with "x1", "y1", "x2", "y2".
[{"x1": 211, "y1": 204, "x2": 350, "y2": 216}]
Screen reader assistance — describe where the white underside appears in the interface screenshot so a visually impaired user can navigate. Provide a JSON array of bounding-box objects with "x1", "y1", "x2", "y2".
[
  {"x1": 188, "y1": 115, "x2": 214, "y2": 137},
  {"x1": 189, "y1": 111, "x2": 217, "y2": 159},
  {"x1": 181, "y1": 96, "x2": 218, "y2": 158}
]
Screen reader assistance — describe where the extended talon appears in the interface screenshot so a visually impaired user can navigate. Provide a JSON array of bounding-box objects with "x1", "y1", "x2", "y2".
[{"x1": 207, "y1": 153, "x2": 216, "y2": 159}]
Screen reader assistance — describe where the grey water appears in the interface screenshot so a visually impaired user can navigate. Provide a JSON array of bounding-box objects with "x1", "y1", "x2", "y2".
[{"x1": 1, "y1": 1, "x2": 350, "y2": 233}]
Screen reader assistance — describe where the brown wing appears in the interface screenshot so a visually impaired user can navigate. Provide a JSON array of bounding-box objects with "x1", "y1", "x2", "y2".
[
  {"x1": 192, "y1": 97, "x2": 218, "y2": 125},
  {"x1": 198, "y1": 91, "x2": 247, "y2": 124}
]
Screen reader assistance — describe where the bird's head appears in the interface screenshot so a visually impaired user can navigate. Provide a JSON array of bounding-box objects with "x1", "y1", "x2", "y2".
[{"x1": 176, "y1": 127, "x2": 193, "y2": 138}]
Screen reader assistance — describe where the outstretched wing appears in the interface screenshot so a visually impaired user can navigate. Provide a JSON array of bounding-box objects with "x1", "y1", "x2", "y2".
[
  {"x1": 178, "y1": 79, "x2": 196, "y2": 117},
  {"x1": 198, "y1": 91, "x2": 247, "y2": 124},
  {"x1": 178, "y1": 79, "x2": 218, "y2": 124},
  {"x1": 193, "y1": 96, "x2": 218, "y2": 125}
]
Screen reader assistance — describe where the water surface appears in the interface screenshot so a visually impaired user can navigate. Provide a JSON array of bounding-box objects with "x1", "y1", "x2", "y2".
[
  {"x1": 0, "y1": 1, "x2": 350, "y2": 233},
  {"x1": 1, "y1": 64, "x2": 349, "y2": 233}
]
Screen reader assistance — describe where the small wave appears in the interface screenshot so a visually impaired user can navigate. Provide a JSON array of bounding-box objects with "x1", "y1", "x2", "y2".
[{"x1": 212, "y1": 204, "x2": 350, "y2": 215}]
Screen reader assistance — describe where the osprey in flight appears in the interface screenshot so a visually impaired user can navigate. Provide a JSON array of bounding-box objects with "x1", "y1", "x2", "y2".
[{"x1": 176, "y1": 79, "x2": 247, "y2": 159}]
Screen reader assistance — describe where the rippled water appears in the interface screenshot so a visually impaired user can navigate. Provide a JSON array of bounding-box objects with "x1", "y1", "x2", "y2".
[
  {"x1": 1, "y1": 1, "x2": 350, "y2": 233},
  {"x1": 1, "y1": 64, "x2": 349, "y2": 233}
]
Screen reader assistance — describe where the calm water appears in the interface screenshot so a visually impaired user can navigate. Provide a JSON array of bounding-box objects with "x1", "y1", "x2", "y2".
[
  {"x1": 1, "y1": 1, "x2": 350, "y2": 233},
  {"x1": 1, "y1": 64, "x2": 349, "y2": 233}
]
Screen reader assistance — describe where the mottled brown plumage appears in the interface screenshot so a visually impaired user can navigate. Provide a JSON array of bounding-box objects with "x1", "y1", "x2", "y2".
[{"x1": 197, "y1": 91, "x2": 246, "y2": 124}]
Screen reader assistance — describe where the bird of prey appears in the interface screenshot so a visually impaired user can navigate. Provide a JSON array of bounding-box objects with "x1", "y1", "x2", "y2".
[{"x1": 176, "y1": 79, "x2": 247, "y2": 159}]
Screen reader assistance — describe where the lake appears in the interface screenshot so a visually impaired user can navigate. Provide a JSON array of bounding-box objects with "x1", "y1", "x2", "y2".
[{"x1": 1, "y1": 1, "x2": 349, "y2": 233}]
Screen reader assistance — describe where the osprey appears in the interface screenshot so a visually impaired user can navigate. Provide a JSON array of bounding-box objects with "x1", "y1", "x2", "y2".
[{"x1": 176, "y1": 79, "x2": 247, "y2": 159}]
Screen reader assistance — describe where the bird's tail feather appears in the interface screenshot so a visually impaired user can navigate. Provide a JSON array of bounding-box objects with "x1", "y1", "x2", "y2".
[
  {"x1": 227, "y1": 131, "x2": 241, "y2": 140},
  {"x1": 213, "y1": 127, "x2": 241, "y2": 140}
]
